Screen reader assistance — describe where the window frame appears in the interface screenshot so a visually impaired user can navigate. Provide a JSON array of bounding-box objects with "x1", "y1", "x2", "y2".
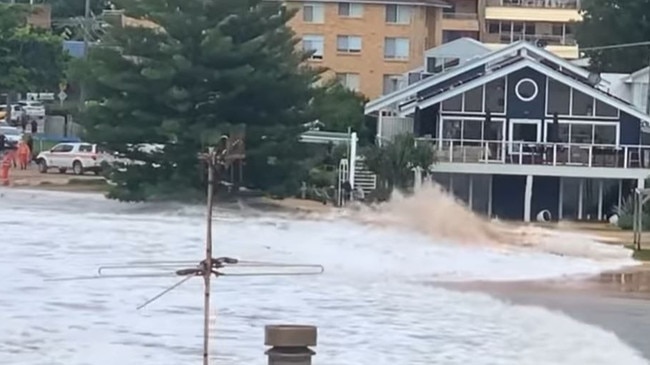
[
  {"x1": 338, "y1": 2, "x2": 363, "y2": 17},
  {"x1": 384, "y1": 37, "x2": 410, "y2": 60},
  {"x1": 302, "y1": 34, "x2": 325, "y2": 60},
  {"x1": 302, "y1": 3, "x2": 324, "y2": 23},
  {"x1": 336, "y1": 72, "x2": 361, "y2": 91},
  {"x1": 337, "y1": 35, "x2": 362, "y2": 53},
  {"x1": 385, "y1": 4, "x2": 412, "y2": 24}
]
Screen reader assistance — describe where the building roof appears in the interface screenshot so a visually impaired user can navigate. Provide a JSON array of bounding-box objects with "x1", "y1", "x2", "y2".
[
  {"x1": 365, "y1": 41, "x2": 650, "y2": 127},
  {"x1": 424, "y1": 37, "x2": 491, "y2": 60},
  {"x1": 281, "y1": 0, "x2": 451, "y2": 7},
  {"x1": 626, "y1": 66, "x2": 650, "y2": 83}
]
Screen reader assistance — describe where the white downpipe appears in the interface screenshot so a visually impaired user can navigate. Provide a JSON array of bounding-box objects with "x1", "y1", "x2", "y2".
[
  {"x1": 377, "y1": 113, "x2": 383, "y2": 146},
  {"x1": 349, "y1": 132, "x2": 358, "y2": 193}
]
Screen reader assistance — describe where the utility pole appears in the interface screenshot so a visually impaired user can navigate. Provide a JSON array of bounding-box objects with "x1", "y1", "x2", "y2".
[{"x1": 80, "y1": 0, "x2": 91, "y2": 105}]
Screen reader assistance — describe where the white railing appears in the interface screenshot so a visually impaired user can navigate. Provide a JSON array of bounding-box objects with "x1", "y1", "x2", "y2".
[
  {"x1": 488, "y1": 0, "x2": 579, "y2": 9},
  {"x1": 418, "y1": 138, "x2": 650, "y2": 169}
]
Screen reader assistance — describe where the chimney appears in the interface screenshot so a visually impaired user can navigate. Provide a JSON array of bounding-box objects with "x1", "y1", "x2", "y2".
[{"x1": 264, "y1": 325, "x2": 317, "y2": 365}]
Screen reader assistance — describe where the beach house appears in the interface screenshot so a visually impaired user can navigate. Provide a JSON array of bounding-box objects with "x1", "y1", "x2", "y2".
[{"x1": 365, "y1": 40, "x2": 650, "y2": 222}]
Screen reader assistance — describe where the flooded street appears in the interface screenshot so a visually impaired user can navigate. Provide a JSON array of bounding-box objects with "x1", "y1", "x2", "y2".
[{"x1": 0, "y1": 190, "x2": 648, "y2": 365}]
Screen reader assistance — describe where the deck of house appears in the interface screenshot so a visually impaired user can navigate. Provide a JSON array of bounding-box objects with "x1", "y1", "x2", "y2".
[{"x1": 421, "y1": 138, "x2": 650, "y2": 169}]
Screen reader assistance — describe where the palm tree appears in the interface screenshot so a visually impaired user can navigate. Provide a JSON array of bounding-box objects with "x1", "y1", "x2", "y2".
[{"x1": 363, "y1": 134, "x2": 435, "y2": 200}]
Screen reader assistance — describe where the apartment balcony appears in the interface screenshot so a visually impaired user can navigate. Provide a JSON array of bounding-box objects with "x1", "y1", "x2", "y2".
[
  {"x1": 483, "y1": 33, "x2": 579, "y2": 58},
  {"x1": 442, "y1": 12, "x2": 480, "y2": 32},
  {"x1": 486, "y1": 0, "x2": 581, "y2": 23}
]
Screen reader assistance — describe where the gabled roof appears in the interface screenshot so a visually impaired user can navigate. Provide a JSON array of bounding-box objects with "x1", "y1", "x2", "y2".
[
  {"x1": 423, "y1": 37, "x2": 491, "y2": 60},
  {"x1": 365, "y1": 41, "x2": 604, "y2": 115},
  {"x1": 388, "y1": 55, "x2": 650, "y2": 127}
]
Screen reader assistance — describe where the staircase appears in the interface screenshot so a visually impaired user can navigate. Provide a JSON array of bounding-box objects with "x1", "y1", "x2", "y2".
[
  {"x1": 338, "y1": 157, "x2": 377, "y2": 204},
  {"x1": 353, "y1": 159, "x2": 377, "y2": 196}
]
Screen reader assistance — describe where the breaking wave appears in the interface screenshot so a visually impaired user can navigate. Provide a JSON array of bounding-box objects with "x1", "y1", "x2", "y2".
[{"x1": 351, "y1": 183, "x2": 636, "y2": 263}]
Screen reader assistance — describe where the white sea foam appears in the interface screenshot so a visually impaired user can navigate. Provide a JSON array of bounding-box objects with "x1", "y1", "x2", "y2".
[{"x1": 0, "y1": 189, "x2": 646, "y2": 364}]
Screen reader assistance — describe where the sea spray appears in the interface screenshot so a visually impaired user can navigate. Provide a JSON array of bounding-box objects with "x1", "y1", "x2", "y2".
[{"x1": 351, "y1": 183, "x2": 637, "y2": 262}]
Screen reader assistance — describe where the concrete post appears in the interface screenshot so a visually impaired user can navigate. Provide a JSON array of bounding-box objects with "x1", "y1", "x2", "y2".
[
  {"x1": 265, "y1": 325, "x2": 317, "y2": 365},
  {"x1": 524, "y1": 175, "x2": 533, "y2": 222}
]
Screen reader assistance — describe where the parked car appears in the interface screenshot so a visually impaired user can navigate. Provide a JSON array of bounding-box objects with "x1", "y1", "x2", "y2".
[
  {"x1": 36, "y1": 142, "x2": 114, "y2": 175},
  {"x1": 17, "y1": 100, "x2": 45, "y2": 120},
  {"x1": 0, "y1": 126, "x2": 24, "y2": 148},
  {"x1": 0, "y1": 104, "x2": 24, "y2": 124}
]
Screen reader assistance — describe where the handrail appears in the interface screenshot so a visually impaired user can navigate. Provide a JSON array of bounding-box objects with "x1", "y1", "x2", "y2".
[
  {"x1": 420, "y1": 138, "x2": 650, "y2": 169},
  {"x1": 487, "y1": 0, "x2": 579, "y2": 9},
  {"x1": 485, "y1": 33, "x2": 577, "y2": 46}
]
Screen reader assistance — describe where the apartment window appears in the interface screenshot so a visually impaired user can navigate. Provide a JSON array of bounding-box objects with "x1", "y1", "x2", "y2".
[
  {"x1": 338, "y1": 2, "x2": 363, "y2": 17},
  {"x1": 383, "y1": 74, "x2": 405, "y2": 94},
  {"x1": 303, "y1": 3, "x2": 324, "y2": 23},
  {"x1": 384, "y1": 37, "x2": 409, "y2": 60},
  {"x1": 385, "y1": 5, "x2": 412, "y2": 24},
  {"x1": 336, "y1": 73, "x2": 360, "y2": 91},
  {"x1": 302, "y1": 35, "x2": 324, "y2": 59},
  {"x1": 337, "y1": 35, "x2": 362, "y2": 53}
]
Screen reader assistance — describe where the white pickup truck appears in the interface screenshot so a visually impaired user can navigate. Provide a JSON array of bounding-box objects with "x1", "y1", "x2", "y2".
[{"x1": 36, "y1": 142, "x2": 114, "y2": 175}]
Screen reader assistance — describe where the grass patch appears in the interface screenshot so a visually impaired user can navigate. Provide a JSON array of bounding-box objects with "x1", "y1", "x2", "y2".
[{"x1": 625, "y1": 245, "x2": 650, "y2": 262}]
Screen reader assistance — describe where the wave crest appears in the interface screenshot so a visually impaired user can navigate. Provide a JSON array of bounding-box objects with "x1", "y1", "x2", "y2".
[{"x1": 352, "y1": 183, "x2": 635, "y2": 262}]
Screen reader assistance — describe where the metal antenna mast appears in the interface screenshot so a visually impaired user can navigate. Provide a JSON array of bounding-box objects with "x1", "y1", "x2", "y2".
[
  {"x1": 203, "y1": 149, "x2": 216, "y2": 365},
  {"x1": 49, "y1": 141, "x2": 324, "y2": 364}
]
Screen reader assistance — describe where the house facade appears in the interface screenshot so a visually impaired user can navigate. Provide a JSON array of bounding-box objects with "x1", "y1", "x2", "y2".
[{"x1": 365, "y1": 40, "x2": 650, "y2": 222}]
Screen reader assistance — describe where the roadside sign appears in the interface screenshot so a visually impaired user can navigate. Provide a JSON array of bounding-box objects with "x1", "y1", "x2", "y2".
[
  {"x1": 59, "y1": 82, "x2": 67, "y2": 92},
  {"x1": 27, "y1": 92, "x2": 56, "y2": 101},
  {"x1": 58, "y1": 91, "x2": 68, "y2": 106}
]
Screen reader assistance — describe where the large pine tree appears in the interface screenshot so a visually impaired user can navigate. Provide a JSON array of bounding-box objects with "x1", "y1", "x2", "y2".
[{"x1": 81, "y1": 0, "x2": 318, "y2": 201}]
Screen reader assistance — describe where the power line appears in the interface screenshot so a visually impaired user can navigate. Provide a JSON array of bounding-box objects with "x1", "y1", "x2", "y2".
[{"x1": 581, "y1": 41, "x2": 650, "y2": 52}]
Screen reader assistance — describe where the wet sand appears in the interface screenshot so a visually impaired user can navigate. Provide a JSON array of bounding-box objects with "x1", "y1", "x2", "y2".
[{"x1": 438, "y1": 267, "x2": 650, "y2": 360}]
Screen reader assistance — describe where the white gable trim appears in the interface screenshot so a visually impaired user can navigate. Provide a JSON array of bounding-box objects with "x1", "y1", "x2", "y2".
[
  {"x1": 529, "y1": 61, "x2": 650, "y2": 126},
  {"x1": 364, "y1": 41, "x2": 526, "y2": 114},
  {"x1": 518, "y1": 42, "x2": 596, "y2": 84},
  {"x1": 398, "y1": 57, "x2": 650, "y2": 127},
  {"x1": 365, "y1": 41, "x2": 609, "y2": 116}
]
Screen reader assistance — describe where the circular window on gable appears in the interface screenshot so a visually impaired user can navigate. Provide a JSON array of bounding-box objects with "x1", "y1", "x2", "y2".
[{"x1": 515, "y1": 78, "x2": 538, "y2": 102}]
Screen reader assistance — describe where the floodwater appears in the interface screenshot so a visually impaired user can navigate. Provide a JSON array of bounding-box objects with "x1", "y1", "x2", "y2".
[{"x1": 0, "y1": 189, "x2": 648, "y2": 365}]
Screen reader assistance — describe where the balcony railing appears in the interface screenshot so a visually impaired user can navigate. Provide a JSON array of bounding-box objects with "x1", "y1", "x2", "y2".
[
  {"x1": 486, "y1": 0, "x2": 579, "y2": 9},
  {"x1": 485, "y1": 33, "x2": 577, "y2": 46},
  {"x1": 416, "y1": 139, "x2": 650, "y2": 169},
  {"x1": 442, "y1": 12, "x2": 479, "y2": 20}
]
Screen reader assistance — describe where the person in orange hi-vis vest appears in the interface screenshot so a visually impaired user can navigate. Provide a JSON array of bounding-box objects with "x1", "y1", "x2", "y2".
[
  {"x1": 0, "y1": 150, "x2": 15, "y2": 186},
  {"x1": 16, "y1": 140, "x2": 30, "y2": 170}
]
